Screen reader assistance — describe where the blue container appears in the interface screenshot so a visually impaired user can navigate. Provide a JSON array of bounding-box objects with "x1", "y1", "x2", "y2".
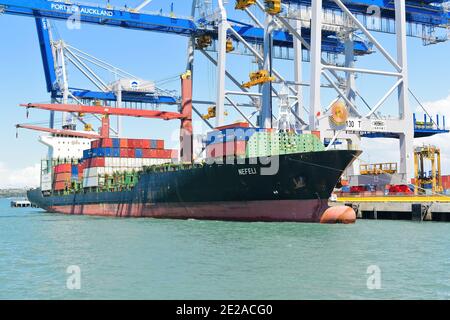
[
  {"x1": 150, "y1": 140, "x2": 158, "y2": 149},
  {"x1": 341, "y1": 186, "x2": 350, "y2": 193},
  {"x1": 206, "y1": 127, "x2": 261, "y2": 145},
  {"x1": 112, "y1": 138, "x2": 120, "y2": 148},
  {"x1": 104, "y1": 148, "x2": 113, "y2": 157},
  {"x1": 71, "y1": 165, "x2": 78, "y2": 176},
  {"x1": 112, "y1": 148, "x2": 120, "y2": 157},
  {"x1": 206, "y1": 131, "x2": 224, "y2": 145},
  {"x1": 93, "y1": 148, "x2": 105, "y2": 157},
  {"x1": 83, "y1": 149, "x2": 92, "y2": 159},
  {"x1": 135, "y1": 148, "x2": 143, "y2": 158}
]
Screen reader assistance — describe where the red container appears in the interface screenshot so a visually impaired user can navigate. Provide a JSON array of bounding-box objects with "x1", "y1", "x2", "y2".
[
  {"x1": 160, "y1": 150, "x2": 170, "y2": 159},
  {"x1": 54, "y1": 164, "x2": 72, "y2": 174},
  {"x1": 141, "y1": 139, "x2": 151, "y2": 149},
  {"x1": 127, "y1": 148, "x2": 135, "y2": 158},
  {"x1": 101, "y1": 138, "x2": 113, "y2": 148},
  {"x1": 136, "y1": 139, "x2": 145, "y2": 149},
  {"x1": 120, "y1": 148, "x2": 128, "y2": 157},
  {"x1": 93, "y1": 157, "x2": 105, "y2": 167},
  {"x1": 156, "y1": 140, "x2": 164, "y2": 150},
  {"x1": 215, "y1": 122, "x2": 249, "y2": 130},
  {"x1": 84, "y1": 157, "x2": 105, "y2": 168},
  {"x1": 142, "y1": 149, "x2": 152, "y2": 158},
  {"x1": 127, "y1": 139, "x2": 134, "y2": 148},
  {"x1": 91, "y1": 140, "x2": 100, "y2": 149},
  {"x1": 206, "y1": 141, "x2": 246, "y2": 158},
  {"x1": 120, "y1": 139, "x2": 128, "y2": 148},
  {"x1": 146, "y1": 149, "x2": 157, "y2": 158},
  {"x1": 234, "y1": 141, "x2": 246, "y2": 156}
]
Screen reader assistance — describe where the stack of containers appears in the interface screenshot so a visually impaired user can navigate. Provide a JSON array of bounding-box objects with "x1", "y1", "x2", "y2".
[
  {"x1": 246, "y1": 130, "x2": 324, "y2": 158},
  {"x1": 53, "y1": 164, "x2": 72, "y2": 191},
  {"x1": 81, "y1": 137, "x2": 174, "y2": 189},
  {"x1": 206, "y1": 123, "x2": 262, "y2": 159}
]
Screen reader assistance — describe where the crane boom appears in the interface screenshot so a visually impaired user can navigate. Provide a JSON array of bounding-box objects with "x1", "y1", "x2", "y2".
[
  {"x1": 20, "y1": 103, "x2": 186, "y2": 120},
  {"x1": 16, "y1": 124, "x2": 101, "y2": 139}
]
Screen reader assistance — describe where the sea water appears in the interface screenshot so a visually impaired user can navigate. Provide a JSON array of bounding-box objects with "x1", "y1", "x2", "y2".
[{"x1": 0, "y1": 198, "x2": 449, "y2": 299}]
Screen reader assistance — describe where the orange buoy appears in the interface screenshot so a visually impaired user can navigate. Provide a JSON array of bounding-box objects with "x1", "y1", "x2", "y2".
[{"x1": 320, "y1": 206, "x2": 356, "y2": 224}]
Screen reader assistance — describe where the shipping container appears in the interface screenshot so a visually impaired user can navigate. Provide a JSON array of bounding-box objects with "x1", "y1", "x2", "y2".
[
  {"x1": 206, "y1": 141, "x2": 246, "y2": 158},
  {"x1": 141, "y1": 140, "x2": 150, "y2": 149},
  {"x1": 54, "y1": 164, "x2": 72, "y2": 174},
  {"x1": 206, "y1": 127, "x2": 262, "y2": 146},
  {"x1": 83, "y1": 149, "x2": 92, "y2": 159},
  {"x1": 119, "y1": 148, "x2": 128, "y2": 157},
  {"x1": 53, "y1": 181, "x2": 69, "y2": 191},
  {"x1": 135, "y1": 148, "x2": 143, "y2": 158},
  {"x1": 54, "y1": 172, "x2": 72, "y2": 182},
  {"x1": 83, "y1": 176, "x2": 100, "y2": 188},
  {"x1": 85, "y1": 157, "x2": 105, "y2": 168},
  {"x1": 215, "y1": 122, "x2": 250, "y2": 130},
  {"x1": 128, "y1": 139, "x2": 136, "y2": 148},
  {"x1": 156, "y1": 140, "x2": 164, "y2": 150},
  {"x1": 71, "y1": 165, "x2": 79, "y2": 176},
  {"x1": 127, "y1": 148, "x2": 135, "y2": 158},
  {"x1": 120, "y1": 139, "x2": 128, "y2": 148},
  {"x1": 112, "y1": 138, "x2": 120, "y2": 148},
  {"x1": 112, "y1": 148, "x2": 120, "y2": 157},
  {"x1": 91, "y1": 140, "x2": 100, "y2": 149},
  {"x1": 104, "y1": 148, "x2": 112, "y2": 157},
  {"x1": 41, "y1": 172, "x2": 52, "y2": 191},
  {"x1": 102, "y1": 138, "x2": 113, "y2": 148}
]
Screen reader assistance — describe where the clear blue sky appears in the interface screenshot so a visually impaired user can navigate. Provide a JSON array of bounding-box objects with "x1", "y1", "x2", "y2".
[{"x1": 0, "y1": 0, "x2": 449, "y2": 182}]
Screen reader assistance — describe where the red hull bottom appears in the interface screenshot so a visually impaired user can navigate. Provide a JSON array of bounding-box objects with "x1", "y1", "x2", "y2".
[{"x1": 47, "y1": 199, "x2": 329, "y2": 222}]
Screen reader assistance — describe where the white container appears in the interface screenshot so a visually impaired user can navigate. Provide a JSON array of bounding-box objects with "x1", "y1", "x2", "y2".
[
  {"x1": 83, "y1": 176, "x2": 99, "y2": 188},
  {"x1": 41, "y1": 173, "x2": 52, "y2": 191}
]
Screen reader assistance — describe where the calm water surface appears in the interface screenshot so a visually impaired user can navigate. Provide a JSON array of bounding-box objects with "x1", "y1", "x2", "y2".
[{"x1": 0, "y1": 199, "x2": 449, "y2": 299}]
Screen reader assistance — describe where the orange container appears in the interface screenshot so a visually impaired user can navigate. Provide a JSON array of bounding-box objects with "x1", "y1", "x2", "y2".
[
  {"x1": 119, "y1": 139, "x2": 128, "y2": 148},
  {"x1": 55, "y1": 172, "x2": 71, "y2": 182},
  {"x1": 53, "y1": 181, "x2": 69, "y2": 191}
]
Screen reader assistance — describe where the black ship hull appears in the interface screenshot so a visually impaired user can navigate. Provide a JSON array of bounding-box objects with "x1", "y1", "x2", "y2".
[{"x1": 28, "y1": 150, "x2": 360, "y2": 222}]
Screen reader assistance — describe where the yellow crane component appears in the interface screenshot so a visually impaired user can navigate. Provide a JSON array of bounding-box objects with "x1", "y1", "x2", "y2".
[
  {"x1": 93, "y1": 100, "x2": 102, "y2": 106},
  {"x1": 265, "y1": 0, "x2": 281, "y2": 15},
  {"x1": 235, "y1": 0, "x2": 256, "y2": 10},
  {"x1": 226, "y1": 38, "x2": 234, "y2": 53},
  {"x1": 242, "y1": 70, "x2": 276, "y2": 88},
  {"x1": 181, "y1": 70, "x2": 192, "y2": 80},
  {"x1": 360, "y1": 163, "x2": 398, "y2": 175},
  {"x1": 202, "y1": 106, "x2": 216, "y2": 120},
  {"x1": 201, "y1": 106, "x2": 228, "y2": 120},
  {"x1": 195, "y1": 35, "x2": 212, "y2": 49},
  {"x1": 84, "y1": 123, "x2": 94, "y2": 131},
  {"x1": 414, "y1": 145, "x2": 443, "y2": 195}
]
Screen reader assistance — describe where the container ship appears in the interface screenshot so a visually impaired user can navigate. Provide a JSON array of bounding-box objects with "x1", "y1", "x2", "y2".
[
  {"x1": 26, "y1": 127, "x2": 359, "y2": 222},
  {"x1": 23, "y1": 73, "x2": 359, "y2": 223}
]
